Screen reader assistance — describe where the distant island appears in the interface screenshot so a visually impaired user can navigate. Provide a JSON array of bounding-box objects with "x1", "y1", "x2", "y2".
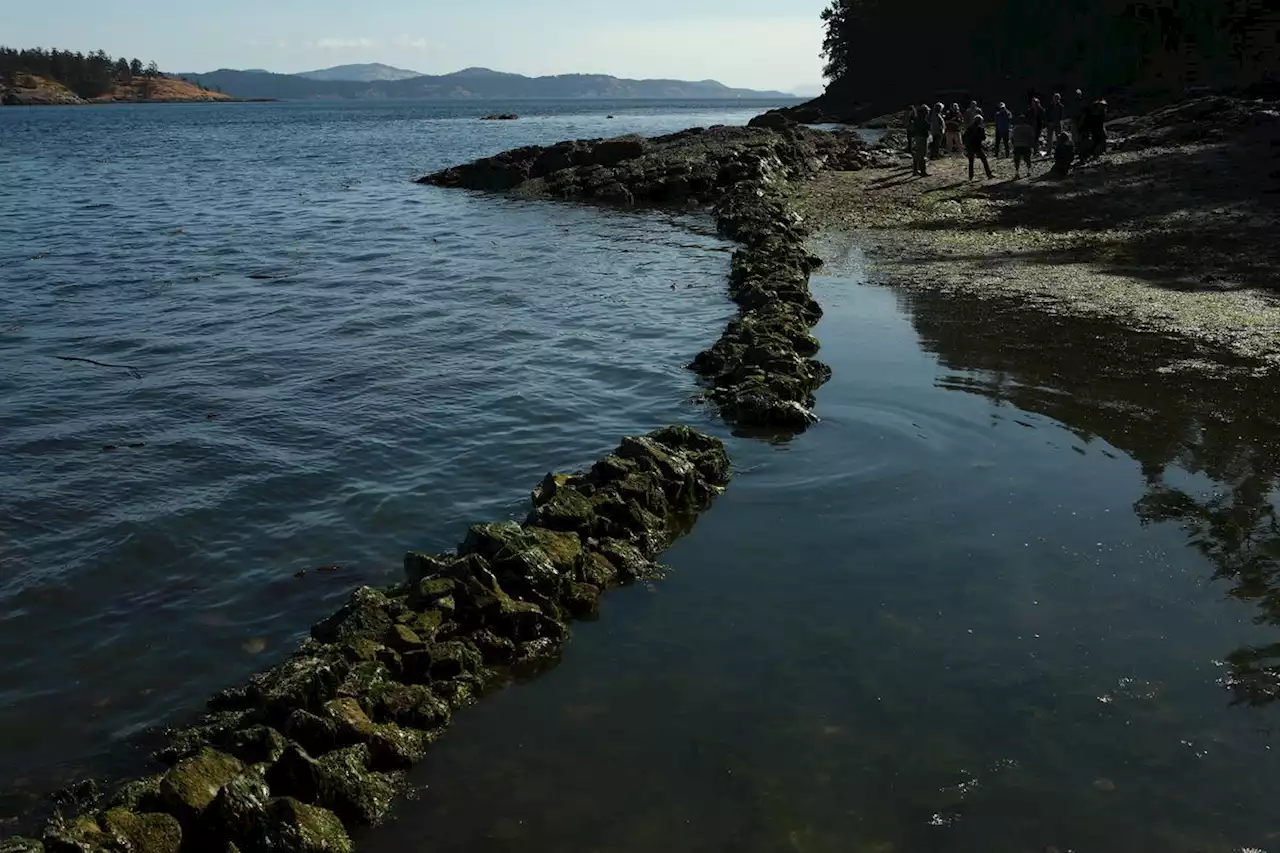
[
  {"x1": 296, "y1": 62, "x2": 425, "y2": 83},
  {"x1": 0, "y1": 46, "x2": 233, "y2": 105},
  {"x1": 177, "y1": 65, "x2": 796, "y2": 101}
]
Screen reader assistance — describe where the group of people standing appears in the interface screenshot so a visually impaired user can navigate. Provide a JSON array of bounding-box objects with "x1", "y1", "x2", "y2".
[{"x1": 905, "y1": 91, "x2": 1110, "y2": 181}]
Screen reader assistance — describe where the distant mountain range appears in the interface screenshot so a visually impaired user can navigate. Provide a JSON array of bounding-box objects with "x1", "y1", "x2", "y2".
[
  {"x1": 176, "y1": 65, "x2": 795, "y2": 101},
  {"x1": 296, "y1": 63, "x2": 423, "y2": 82}
]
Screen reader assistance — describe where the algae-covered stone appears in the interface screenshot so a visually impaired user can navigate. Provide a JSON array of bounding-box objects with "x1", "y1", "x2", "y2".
[
  {"x1": 105, "y1": 775, "x2": 163, "y2": 813},
  {"x1": 311, "y1": 587, "x2": 400, "y2": 646},
  {"x1": 99, "y1": 808, "x2": 181, "y2": 853},
  {"x1": 222, "y1": 726, "x2": 287, "y2": 769},
  {"x1": 369, "y1": 682, "x2": 451, "y2": 730},
  {"x1": 386, "y1": 624, "x2": 424, "y2": 652},
  {"x1": 403, "y1": 551, "x2": 455, "y2": 585},
  {"x1": 244, "y1": 643, "x2": 351, "y2": 718},
  {"x1": 525, "y1": 527, "x2": 583, "y2": 571},
  {"x1": 316, "y1": 745, "x2": 397, "y2": 826},
  {"x1": 283, "y1": 709, "x2": 339, "y2": 756},
  {"x1": 460, "y1": 522, "x2": 563, "y2": 595},
  {"x1": 206, "y1": 771, "x2": 271, "y2": 846},
  {"x1": 578, "y1": 551, "x2": 619, "y2": 587},
  {"x1": 403, "y1": 640, "x2": 483, "y2": 682},
  {"x1": 42, "y1": 815, "x2": 105, "y2": 853},
  {"x1": 563, "y1": 581, "x2": 602, "y2": 617},
  {"x1": 597, "y1": 538, "x2": 656, "y2": 579},
  {"x1": 260, "y1": 798, "x2": 351, "y2": 853},
  {"x1": 266, "y1": 743, "x2": 396, "y2": 826},
  {"x1": 322, "y1": 698, "x2": 430, "y2": 769},
  {"x1": 158, "y1": 748, "x2": 244, "y2": 822},
  {"x1": 0, "y1": 838, "x2": 44, "y2": 853}
]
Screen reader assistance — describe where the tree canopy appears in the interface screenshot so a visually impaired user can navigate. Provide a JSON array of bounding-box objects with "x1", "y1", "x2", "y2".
[
  {"x1": 818, "y1": 0, "x2": 1279, "y2": 110},
  {"x1": 0, "y1": 46, "x2": 163, "y2": 99}
]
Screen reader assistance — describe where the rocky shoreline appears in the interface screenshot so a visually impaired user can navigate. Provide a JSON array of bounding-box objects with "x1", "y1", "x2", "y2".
[
  {"x1": 5, "y1": 426, "x2": 729, "y2": 853},
  {"x1": 420, "y1": 122, "x2": 871, "y2": 433}
]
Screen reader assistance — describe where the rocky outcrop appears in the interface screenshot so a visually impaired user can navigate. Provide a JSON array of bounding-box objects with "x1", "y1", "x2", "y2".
[
  {"x1": 479, "y1": 113, "x2": 518, "y2": 120},
  {"x1": 1, "y1": 83, "x2": 86, "y2": 106},
  {"x1": 19, "y1": 426, "x2": 728, "y2": 853},
  {"x1": 419, "y1": 124, "x2": 870, "y2": 432}
]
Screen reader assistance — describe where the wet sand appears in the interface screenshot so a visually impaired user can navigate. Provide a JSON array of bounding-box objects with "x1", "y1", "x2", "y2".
[{"x1": 792, "y1": 97, "x2": 1280, "y2": 365}]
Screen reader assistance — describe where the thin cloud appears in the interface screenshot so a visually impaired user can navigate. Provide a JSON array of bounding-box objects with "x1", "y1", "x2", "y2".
[
  {"x1": 315, "y1": 37, "x2": 376, "y2": 50},
  {"x1": 394, "y1": 35, "x2": 429, "y2": 50}
]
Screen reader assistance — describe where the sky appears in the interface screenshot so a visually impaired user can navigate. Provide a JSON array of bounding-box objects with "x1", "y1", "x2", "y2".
[{"x1": 1, "y1": 0, "x2": 831, "y2": 93}]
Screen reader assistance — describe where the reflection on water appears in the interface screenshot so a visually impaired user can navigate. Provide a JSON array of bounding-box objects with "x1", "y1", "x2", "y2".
[
  {"x1": 360, "y1": 272, "x2": 1280, "y2": 853},
  {"x1": 905, "y1": 286, "x2": 1280, "y2": 711}
]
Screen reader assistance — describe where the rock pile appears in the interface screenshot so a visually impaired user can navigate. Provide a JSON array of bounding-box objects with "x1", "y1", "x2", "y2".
[
  {"x1": 420, "y1": 124, "x2": 869, "y2": 432},
  {"x1": 14, "y1": 426, "x2": 729, "y2": 853}
]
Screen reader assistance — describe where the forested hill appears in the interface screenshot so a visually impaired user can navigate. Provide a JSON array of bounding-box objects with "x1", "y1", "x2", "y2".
[
  {"x1": 1, "y1": 47, "x2": 165, "y2": 98},
  {"x1": 0, "y1": 46, "x2": 229, "y2": 104},
  {"x1": 809, "y1": 0, "x2": 1279, "y2": 120},
  {"x1": 177, "y1": 67, "x2": 793, "y2": 101}
]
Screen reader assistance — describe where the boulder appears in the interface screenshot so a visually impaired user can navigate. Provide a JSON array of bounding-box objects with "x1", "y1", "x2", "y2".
[
  {"x1": 158, "y1": 748, "x2": 245, "y2": 823},
  {"x1": 747, "y1": 111, "x2": 795, "y2": 130},
  {"x1": 265, "y1": 743, "x2": 396, "y2": 826},
  {"x1": 257, "y1": 798, "x2": 351, "y2": 853},
  {"x1": 206, "y1": 771, "x2": 271, "y2": 846},
  {"x1": 98, "y1": 809, "x2": 181, "y2": 853}
]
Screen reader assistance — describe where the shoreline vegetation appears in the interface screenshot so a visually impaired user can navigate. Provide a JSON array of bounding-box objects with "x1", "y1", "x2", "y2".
[
  {"x1": 0, "y1": 47, "x2": 237, "y2": 106},
  {"x1": 4, "y1": 427, "x2": 730, "y2": 852}
]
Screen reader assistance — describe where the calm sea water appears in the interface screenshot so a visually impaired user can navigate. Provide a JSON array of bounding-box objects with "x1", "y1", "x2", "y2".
[{"x1": 3, "y1": 101, "x2": 1279, "y2": 852}]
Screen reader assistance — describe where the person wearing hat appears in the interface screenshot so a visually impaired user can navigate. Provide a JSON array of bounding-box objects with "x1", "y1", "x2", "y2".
[
  {"x1": 993, "y1": 101, "x2": 1013, "y2": 158},
  {"x1": 910, "y1": 103, "x2": 933, "y2": 176},
  {"x1": 929, "y1": 101, "x2": 946, "y2": 160},
  {"x1": 962, "y1": 111, "x2": 995, "y2": 180}
]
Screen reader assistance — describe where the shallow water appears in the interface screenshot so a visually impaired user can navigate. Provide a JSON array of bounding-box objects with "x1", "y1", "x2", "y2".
[
  {"x1": 4, "y1": 101, "x2": 1280, "y2": 851},
  {"x1": 359, "y1": 262, "x2": 1280, "y2": 852},
  {"x1": 0, "y1": 99, "x2": 774, "y2": 800}
]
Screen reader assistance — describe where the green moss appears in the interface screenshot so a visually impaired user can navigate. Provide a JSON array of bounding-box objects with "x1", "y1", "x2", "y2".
[
  {"x1": 158, "y1": 747, "x2": 244, "y2": 818},
  {"x1": 386, "y1": 624, "x2": 424, "y2": 651},
  {"x1": 525, "y1": 527, "x2": 583, "y2": 570},
  {"x1": 264, "y1": 798, "x2": 352, "y2": 853},
  {"x1": 100, "y1": 808, "x2": 182, "y2": 853}
]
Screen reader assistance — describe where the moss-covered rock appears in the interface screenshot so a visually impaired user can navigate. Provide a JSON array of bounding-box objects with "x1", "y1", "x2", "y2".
[
  {"x1": 0, "y1": 838, "x2": 45, "y2": 853},
  {"x1": 42, "y1": 816, "x2": 106, "y2": 853},
  {"x1": 98, "y1": 808, "x2": 181, "y2": 853},
  {"x1": 243, "y1": 643, "x2": 351, "y2": 719},
  {"x1": 104, "y1": 775, "x2": 163, "y2": 814},
  {"x1": 265, "y1": 743, "x2": 396, "y2": 827},
  {"x1": 222, "y1": 726, "x2": 287, "y2": 769},
  {"x1": 368, "y1": 682, "x2": 451, "y2": 730},
  {"x1": 206, "y1": 771, "x2": 271, "y2": 847},
  {"x1": 260, "y1": 798, "x2": 351, "y2": 853},
  {"x1": 158, "y1": 748, "x2": 244, "y2": 823},
  {"x1": 311, "y1": 587, "x2": 401, "y2": 646}
]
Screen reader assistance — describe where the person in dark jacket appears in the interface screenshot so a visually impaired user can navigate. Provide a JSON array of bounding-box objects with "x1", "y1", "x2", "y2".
[
  {"x1": 910, "y1": 103, "x2": 932, "y2": 176},
  {"x1": 929, "y1": 102, "x2": 946, "y2": 159},
  {"x1": 1050, "y1": 131, "x2": 1076, "y2": 178},
  {"x1": 993, "y1": 102, "x2": 1013, "y2": 158},
  {"x1": 1011, "y1": 112, "x2": 1036, "y2": 178},
  {"x1": 903, "y1": 105, "x2": 916, "y2": 153},
  {"x1": 1076, "y1": 98, "x2": 1108, "y2": 162},
  {"x1": 1029, "y1": 97, "x2": 1047, "y2": 154},
  {"x1": 945, "y1": 103, "x2": 963, "y2": 153},
  {"x1": 963, "y1": 112, "x2": 994, "y2": 180},
  {"x1": 1072, "y1": 89, "x2": 1088, "y2": 144},
  {"x1": 1045, "y1": 93, "x2": 1065, "y2": 149}
]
